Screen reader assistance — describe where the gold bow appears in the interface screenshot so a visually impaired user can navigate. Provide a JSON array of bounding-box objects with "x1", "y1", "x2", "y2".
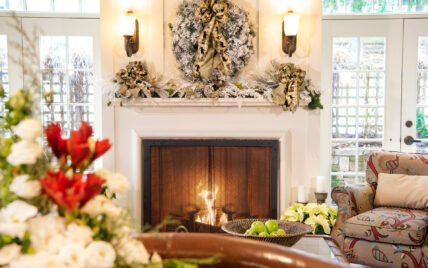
[
  {"x1": 272, "y1": 63, "x2": 306, "y2": 112},
  {"x1": 193, "y1": 0, "x2": 231, "y2": 81}
]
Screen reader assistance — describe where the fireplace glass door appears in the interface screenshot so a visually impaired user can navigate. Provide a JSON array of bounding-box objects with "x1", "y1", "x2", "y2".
[{"x1": 143, "y1": 140, "x2": 278, "y2": 233}]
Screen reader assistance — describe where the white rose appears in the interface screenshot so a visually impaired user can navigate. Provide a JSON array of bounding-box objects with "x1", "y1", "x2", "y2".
[
  {"x1": 105, "y1": 172, "x2": 130, "y2": 194},
  {"x1": 114, "y1": 236, "x2": 150, "y2": 265},
  {"x1": 28, "y1": 215, "x2": 66, "y2": 253},
  {"x1": 57, "y1": 243, "x2": 86, "y2": 268},
  {"x1": 10, "y1": 252, "x2": 59, "y2": 268},
  {"x1": 14, "y1": 119, "x2": 43, "y2": 141},
  {"x1": 64, "y1": 223, "x2": 93, "y2": 247},
  {"x1": 10, "y1": 174, "x2": 41, "y2": 199},
  {"x1": 81, "y1": 195, "x2": 122, "y2": 218},
  {"x1": 0, "y1": 244, "x2": 21, "y2": 265},
  {"x1": 0, "y1": 201, "x2": 37, "y2": 239},
  {"x1": 7, "y1": 140, "x2": 43, "y2": 166},
  {"x1": 96, "y1": 169, "x2": 130, "y2": 194},
  {"x1": 85, "y1": 241, "x2": 116, "y2": 268}
]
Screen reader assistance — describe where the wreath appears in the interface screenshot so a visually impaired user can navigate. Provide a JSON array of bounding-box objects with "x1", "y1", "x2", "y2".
[{"x1": 169, "y1": 0, "x2": 255, "y2": 81}]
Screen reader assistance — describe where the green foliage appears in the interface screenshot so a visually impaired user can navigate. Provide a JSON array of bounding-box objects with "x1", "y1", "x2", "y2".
[
  {"x1": 80, "y1": 214, "x2": 114, "y2": 242},
  {"x1": 308, "y1": 92, "x2": 323, "y2": 110},
  {"x1": 2, "y1": 89, "x2": 33, "y2": 130},
  {"x1": 416, "y1": 109, "x2": 428, "y2": 138},
  {"x1": 0, "y1": 232, "x2": 33, "y2": 254}
]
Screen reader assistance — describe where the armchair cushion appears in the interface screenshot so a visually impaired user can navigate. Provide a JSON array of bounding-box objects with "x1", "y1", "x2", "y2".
[{"x1": 344, "y1": 207, "x2": 428, "y2": 246}]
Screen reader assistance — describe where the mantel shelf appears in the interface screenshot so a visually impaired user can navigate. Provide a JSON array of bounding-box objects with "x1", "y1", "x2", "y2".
[{"x1": 109, "y1": 98, "x2": 279, "y2": 108}]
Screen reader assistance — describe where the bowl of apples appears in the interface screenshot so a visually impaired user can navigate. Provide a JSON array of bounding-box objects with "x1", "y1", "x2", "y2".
[{"x1": 221, "y1": 219, "x2": 313, "y2": 247}]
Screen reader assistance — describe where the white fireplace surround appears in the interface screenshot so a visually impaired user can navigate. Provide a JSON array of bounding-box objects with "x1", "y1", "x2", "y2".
[{"x1": 105, "y1": 101, "x2": 321, "y2": 225}]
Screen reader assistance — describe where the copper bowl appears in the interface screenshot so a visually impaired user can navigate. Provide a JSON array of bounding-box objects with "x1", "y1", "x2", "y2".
[
  {"x1": 137, "y1": 233, "x2": 346, "y2": 268},
  {"x1": 221, "y1": 219, "x2": 313, "y2": 247}
]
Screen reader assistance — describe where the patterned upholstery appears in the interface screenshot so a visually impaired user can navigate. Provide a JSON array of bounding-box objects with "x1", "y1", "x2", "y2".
[
  {"x1": 332, "y1": 151, "x2": 428, "y2": 267},
  {"x1": 344, "y1": 207, "x2": 428, "y2": 246},
  {"x1": 343, "y1": 237, "x2": 427, "y2": 268}
]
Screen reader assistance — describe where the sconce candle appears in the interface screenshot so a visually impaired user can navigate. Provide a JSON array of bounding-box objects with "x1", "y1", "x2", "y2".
[
  {"x1": 282, "y1": 11, "x2": 300, "y2": 57},
  {"x1": 120, "y1": 11, "x2": 139, "y2": 57}
]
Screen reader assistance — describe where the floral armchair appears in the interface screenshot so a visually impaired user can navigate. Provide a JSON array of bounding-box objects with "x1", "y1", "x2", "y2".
[{"x1": 331, "y1": 151, "x2": 428, "y2": 267}]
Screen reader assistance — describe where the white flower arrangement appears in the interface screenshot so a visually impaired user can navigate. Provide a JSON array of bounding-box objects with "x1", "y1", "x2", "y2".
[{"x1": 281, "y1": 203, "x2": 337, "y2": 235}]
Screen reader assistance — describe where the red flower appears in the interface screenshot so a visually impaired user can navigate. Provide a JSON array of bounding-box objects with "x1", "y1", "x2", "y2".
[
  {"x1": 45, "y1": 121, "x2": 112, "y2": 170},
  {"x1": 92, "y1": 139, "x2": 112, "y2": 161},
  {"x1": 40, "y1": 171, "x2": 105, "y2": 213},
  {"x1": 45, "y1": 123, "x2": 67, "y2": 159},
  {"x1": 81, "y1": 173, "x2": 105, "y2": 206}
]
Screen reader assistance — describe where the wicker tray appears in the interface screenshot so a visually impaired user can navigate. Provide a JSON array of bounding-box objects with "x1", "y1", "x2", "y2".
[{"x1": 221, "y1": 219, "x2": 313, "y2": 247}]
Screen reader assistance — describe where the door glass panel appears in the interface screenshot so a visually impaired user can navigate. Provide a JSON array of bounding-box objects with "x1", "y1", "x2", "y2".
[
  {"x1": 416, "y1": 37, "x2": 428, "y2": 151},
  {"x1": 40, "y1": 36, "x2": 94, "y2": 137},
  {"x1": 331, "y1": 37, "x2": 386, "y2": 189},
  {"x1": 0, "y1": 35, "x2": 7, "y2": 118},
  {"x1": 26, "y1": 0, "x2": 52, "y2": 11}
]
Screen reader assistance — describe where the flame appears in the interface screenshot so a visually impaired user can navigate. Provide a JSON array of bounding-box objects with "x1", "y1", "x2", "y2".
[{"x1": 195, "y1": 186, "x2": 228, "y2": 226}]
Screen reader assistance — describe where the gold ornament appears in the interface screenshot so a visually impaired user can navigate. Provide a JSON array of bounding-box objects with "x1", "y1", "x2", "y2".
[
  {"x1": 273, "y1": 63, "x2": 306, "y2": 112},
  {"x1": 193, "y1": 0, "x2": 232, "y2": 81}
]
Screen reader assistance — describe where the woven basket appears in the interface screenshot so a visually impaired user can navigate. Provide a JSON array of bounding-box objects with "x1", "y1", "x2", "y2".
[{"x1": 221, "y1": 219, "x2": 313, "y2": 247}]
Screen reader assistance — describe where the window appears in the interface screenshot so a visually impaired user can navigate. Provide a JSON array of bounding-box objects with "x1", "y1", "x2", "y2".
[
  {"x1": 0, "y1": 0, "x2": 99, "y2": 13},
  {"x1": 331, "y1": 37, "x2": 386, "y2": 188},
  {"x1": 416, "y1": 37, "x2": 428, "y2": 151},
  {"x1": 323, "y1": 0, "x2": 428, "y2": 14},
  {"x1": 40, "y1": 36, "x2": 95, "y2": 136},
  {"x1": 0, "y1": 35, "x2": 7, "y2": 116}
]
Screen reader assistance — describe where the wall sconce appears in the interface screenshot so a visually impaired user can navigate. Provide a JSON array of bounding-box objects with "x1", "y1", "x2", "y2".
[
  {"x1": 282, "y1": 11, "x2": 300, "y2": 57},
  {"x1": 120, "y1": 11, "x2": 139, "y2": 57}
]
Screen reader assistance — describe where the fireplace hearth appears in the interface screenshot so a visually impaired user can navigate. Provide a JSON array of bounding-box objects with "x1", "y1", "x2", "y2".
[{"x1": 142, "y1": 139, "x2": 279, "y2": 233}]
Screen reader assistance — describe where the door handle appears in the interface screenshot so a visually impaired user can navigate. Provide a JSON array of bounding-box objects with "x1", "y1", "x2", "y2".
[{"x1": 404, "y1": 136, "x2": 422, "y2": 145}]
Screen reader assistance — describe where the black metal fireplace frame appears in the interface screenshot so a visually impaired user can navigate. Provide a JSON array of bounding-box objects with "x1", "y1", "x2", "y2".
[{"x1": 142, "y1": 139, "x2": 279, "y2": 226}]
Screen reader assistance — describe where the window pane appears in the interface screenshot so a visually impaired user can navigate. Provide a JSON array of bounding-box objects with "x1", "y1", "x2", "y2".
[
  {"x1": 54, "y1": 0, "x2": 79, "y2": 12},
  {"x1": 360, "y1": 37, "x2": 386, "y2": 71},
  {"x1": 26, "y1": 0, "x2": 52, "y2": 11},
  {"x1": 359, "y1": 72, "x2": 385, "y2": 105},
  {"x1": 346, "y1": 0, "x2": 372, "y2": 13},
  {"x1": 333, "y1": 38, "x2": 358, "y2": 70},
  {"x1": 416, "y1": 37, "x2": 428, "y2": 152},
  {"x1": 69, "y1": 36, "x2": 93, "y2": 69},
  {"x1": 40, "y1": 36, "x2": 66, "y2": 69},
  {"x1": 69, "y1": 70, "x2": 94, "y2": 103},
  {"x1": 332, "y1": 141, "x2": 356, "y2": 173},
  {"x1": 82, "y1": 0, "x2": 100, "y2": 13},
  {"x1": 323, "y1": 0, "x2": 428, "y2": 14},
  {"x1": 0, "y1": 0, "x2": 23, "y2": 10}
]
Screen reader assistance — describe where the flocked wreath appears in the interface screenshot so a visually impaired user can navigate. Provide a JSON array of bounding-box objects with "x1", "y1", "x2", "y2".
[
  {"x1": 108, "y1": 0, "x2": 323, "y2": 112},
  {"x1": 169, "y1": 0, "x2": 255, "y2": 81}
]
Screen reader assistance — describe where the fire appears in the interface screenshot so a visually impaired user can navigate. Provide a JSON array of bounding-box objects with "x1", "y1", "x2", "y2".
[{"x1": 195, "y1": 186, "x2": 228, "y2": 226}]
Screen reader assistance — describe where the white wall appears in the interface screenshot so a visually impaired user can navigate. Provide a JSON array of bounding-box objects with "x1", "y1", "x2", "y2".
[{"x1": 100, "y1": 0, "x2": 322, "y2": 222}]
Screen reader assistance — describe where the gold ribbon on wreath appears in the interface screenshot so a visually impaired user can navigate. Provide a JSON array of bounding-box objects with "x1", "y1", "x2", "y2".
[{"x1": 193, "y1": 0, "x2": 232, "y2": 81}]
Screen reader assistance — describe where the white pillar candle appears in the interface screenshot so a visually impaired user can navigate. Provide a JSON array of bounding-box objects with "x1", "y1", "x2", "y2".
[
  {"x1": 297, "y1": 186, "x2": 307, "y2": 203},
  {"x1": 316, "y1": 176, "x2": 326, "y2": 193}
]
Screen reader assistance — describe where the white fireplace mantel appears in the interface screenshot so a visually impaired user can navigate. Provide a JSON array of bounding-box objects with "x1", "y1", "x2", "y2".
[{"x1": 109, "y1": 104, "x2": 321, "y2": 225}]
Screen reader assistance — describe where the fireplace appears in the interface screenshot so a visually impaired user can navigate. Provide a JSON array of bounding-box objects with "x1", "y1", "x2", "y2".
[{"x1": 142, "y1": 139, "x2": 279, "y2": 233}]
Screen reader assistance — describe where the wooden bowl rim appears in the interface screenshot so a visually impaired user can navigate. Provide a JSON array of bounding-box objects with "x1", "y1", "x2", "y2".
[{"x1": 221, "y1": 218, "x2": 314, "y2": 238}]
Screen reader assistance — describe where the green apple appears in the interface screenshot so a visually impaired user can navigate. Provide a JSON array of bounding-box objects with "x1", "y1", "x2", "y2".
[
  {"x1": 259, "y1": 231, "x2": 269, "y2": 236},
  {"x1": 265, "y1": 220, "x2": 279, "y2": 233},
  {"x1": 276, "y1": 229, "x2": 286, "y2": 235},
  {"x1": 245, "y1": 229, "x2": 257, "y2": 235},
  {"x1": 251, "y1": 221, "x2": 266, "y2": 234},
  {"x1": 270, "y1": 231, "x2": 279, "y2": 235}
]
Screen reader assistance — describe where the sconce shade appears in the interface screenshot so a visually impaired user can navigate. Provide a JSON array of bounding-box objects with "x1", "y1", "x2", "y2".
[
  {"x1": 283, "y1": 12, "x2": 300, "y2": 36},
  {"x1": 120, "y1": 11, "x2": 136, "y2": 36}
]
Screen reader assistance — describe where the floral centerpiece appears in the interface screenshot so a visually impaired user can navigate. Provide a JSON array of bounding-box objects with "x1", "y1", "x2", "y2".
[
  {"x1": 0, "y1": 89, "x2": 219, "y2": 267},
  {"x1": 281, "y1": 203, "x2": 337, "y2": 235}
]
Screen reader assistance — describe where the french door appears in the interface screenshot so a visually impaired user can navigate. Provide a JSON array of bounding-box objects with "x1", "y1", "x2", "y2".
[
  {"x1": 322, "y1": 18, "x2": 428, "y2": 189},
  {"x1": 401, "y1": 19, "x2": 428, "y2": 153}
]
